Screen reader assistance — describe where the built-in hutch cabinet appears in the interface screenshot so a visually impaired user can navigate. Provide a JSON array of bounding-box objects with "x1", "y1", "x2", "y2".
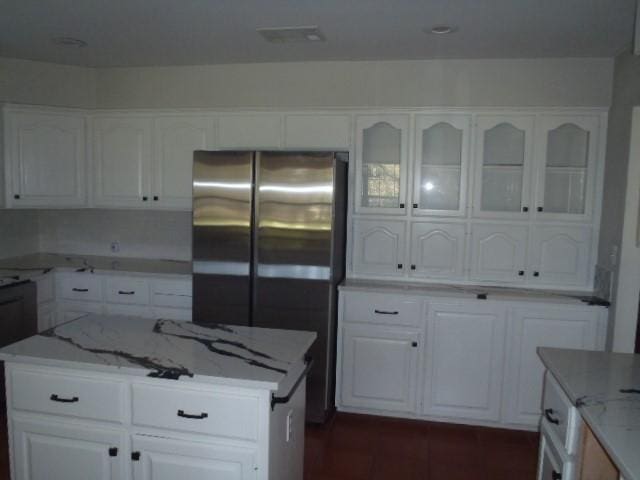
[{"x1": 351, "y1": 110, "x2": 605, "y2": 290}]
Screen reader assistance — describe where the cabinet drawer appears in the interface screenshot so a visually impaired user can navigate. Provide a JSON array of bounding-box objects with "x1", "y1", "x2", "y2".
[
  {"x1": 105, "y1": 276, "x2": 149, "y2": 305},
  {"x1": 151, "y1": 278, "x2": 192, "y2": 308},
  {"x1": 342, "y1": 292, "x2": 422, "y2": 326},
  {"x1": 131, "y1": 383, "x2": 260, "y2": 440},
  {"x1": 539, "y1": 422, "x2": 577, "y2": 480},
  {"x1": 57, "y1": 273, "x2": 103, "y2": 302},
  {"x1": 9, "y1": 368, "x2": 125, "y2": 423},
  {"x1": 542, "y1": 372, "x2": 582, "y2": 455}
]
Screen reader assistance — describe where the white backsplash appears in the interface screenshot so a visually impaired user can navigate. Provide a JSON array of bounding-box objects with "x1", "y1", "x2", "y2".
[
  {"x1": 0, "y1": 210, "x2": 40, "y2": 259},
  {"x1": 38, "y1": 209, "x2": 191, "y2": 261}
]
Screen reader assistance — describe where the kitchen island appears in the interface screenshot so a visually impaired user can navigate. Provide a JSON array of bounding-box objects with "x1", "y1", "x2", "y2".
[
  {"x1": 0, "y1": 314, "x2": 316, "y2": 480},
  {"x1": 537, "y1": 347, "x2": 640, "y2": 480}
]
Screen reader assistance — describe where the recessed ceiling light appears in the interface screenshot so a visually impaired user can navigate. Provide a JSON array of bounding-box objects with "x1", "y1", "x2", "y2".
[
  {"x1": 51, "y1": 36, "x2": 87, "y2": 48},
  {"x1": 426, "y1": 25, "x2": 458, "y2": 35},
  {"x1": 257, "y1": 26, "x2": 326, "y2": 44}
]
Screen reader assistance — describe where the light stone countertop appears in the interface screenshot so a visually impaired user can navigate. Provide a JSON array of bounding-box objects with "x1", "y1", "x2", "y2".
[
  {"x1": 339, "y1": 279, "x2": 610, "y2": 306},
  {"x1": 0, "y1": 314, "x2": 316, "y2": 391},
  {"x1": 538, "y1": 347, "x2": 640, "y2": 480},
  {"x1": 0, "y1": 253, "x2": 191, "y2": 288}
]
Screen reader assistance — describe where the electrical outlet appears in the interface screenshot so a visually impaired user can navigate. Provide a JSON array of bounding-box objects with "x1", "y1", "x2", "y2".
[
  {"x1": 110, "y1": 241, "x2": 120, "y2": 253},
  {"x1": 286, "y1": 410, "x2": 293, "y2": 442}
]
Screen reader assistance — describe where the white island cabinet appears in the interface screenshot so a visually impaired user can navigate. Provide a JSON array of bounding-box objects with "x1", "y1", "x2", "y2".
[{"x1": 0, "y1": 314, "x2": 316, "y2": 480}]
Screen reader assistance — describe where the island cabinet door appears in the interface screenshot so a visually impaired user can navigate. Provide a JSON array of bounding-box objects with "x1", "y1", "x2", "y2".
[
  {"x1": 11, "y1": 417, "x2": 126, "y2": 480},
  {"x1": 339, "y1": 324, "x2": 420, "y2": 413},
  {"x1": 421, "y1": 302, "x2": 507, "y2": 421},
  {"x1": 131, "y1": 435, "x2": 258, "y2": 480}
]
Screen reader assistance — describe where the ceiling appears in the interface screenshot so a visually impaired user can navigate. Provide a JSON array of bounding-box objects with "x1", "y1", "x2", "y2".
[{"x1": 0, "y1": 0, "x2": 636, "y2": 68}]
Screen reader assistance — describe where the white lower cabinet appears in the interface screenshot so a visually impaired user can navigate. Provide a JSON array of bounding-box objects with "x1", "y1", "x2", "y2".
[
  {"x1": 11, "y1": 417, "x2": 126, "y2": 480},
  {"x1": 340, "y1": 324, "x2": 419, "y2": 413},
  {"x1": 503, "y1": 306, "x2": 600, "y2": 427},
  {"x1": 422, "y1": 302, "x2": 506, "y2": 421},
  {"x1": 131, "y1": 435, "x2": 257, "y2": 480},
  {"x1": 337, "y1": 288, "x2": 607, "y2": 430}
]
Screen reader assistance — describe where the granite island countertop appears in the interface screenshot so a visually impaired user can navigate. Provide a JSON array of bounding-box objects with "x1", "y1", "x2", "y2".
[
  {"x1": 538, "y1": 347, "x2": 640, "y2": 480},
  {"x1": 0, "y1": 253, "x2": 191, "y2": 288},
  {"x1": 0, "y1": 314, "x2": 316, "y2": 391}
]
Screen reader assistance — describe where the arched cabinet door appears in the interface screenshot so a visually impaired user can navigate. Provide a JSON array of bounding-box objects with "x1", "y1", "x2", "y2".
[
  {"x1": 354, "y1": 115, "x2": 409, "y2": 215},
  {"x1": 352, "y1": 219, "x2": 406, "y2": 276},
  {"x1": 7, "y1": 110, "x2": 86, "y2": 207},
  {"x1": 528, "y1": 226, "x2": 592, "y2": 286},
  {"x1": 412, "y1": 115, "x2": 470, "y2": 217},
  {"x1": 470, "y1": 224, "x2": 528, "y2": 282},
  {"x1": 473, "y1": 116, "x2": 535, "y2": 219},
  {"x1": 534, "y1": 115, "x2": 600, "y2": 221},
  {"x1": 409, "y1": 222, "x2": 466, "y2": 279}
]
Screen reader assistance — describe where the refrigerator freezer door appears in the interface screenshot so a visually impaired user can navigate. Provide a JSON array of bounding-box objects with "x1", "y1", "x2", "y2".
[
  {"x1": 253, "y1": 152, "x2": 337, "y2": 422},
  {"x1": 192, "y1": 151, "x2": 253, "y2": 326}
]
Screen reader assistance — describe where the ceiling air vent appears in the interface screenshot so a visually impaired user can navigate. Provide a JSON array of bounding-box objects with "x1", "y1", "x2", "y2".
[{"x1": 257, "y1": 26, "x2": 326, "y2": 43}]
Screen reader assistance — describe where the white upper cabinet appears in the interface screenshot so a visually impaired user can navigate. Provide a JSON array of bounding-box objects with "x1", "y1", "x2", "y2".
[
  {"x1": 534, "y1": 115, "x2": 600, "y2": 221},
  {"x1": 412, "y1": 115, "x2": 470, "y2": 217},
  {"x1": 352, "y1": 219, "x2": 406, "y2": 276},
  {"x1": 470, "y1": 224, "x2": 528, "y2": 283},
  {"x1": 529, "y1": 225, "x2": 592, "y2": 286},
  {"x1": 217, "y1": 114, "x2": 282, "y2": 149},
  {"x1": 422, "y1": 302, "x2": 507, "y2": 421},
  {"x1": 473, "y1": 116, "x2": 535, "y2": 219},
  {"x1": 283, "y1": 114, "x2": 351, "y2": 149},
  {"x1": 355, "y1": 115, "x2": 410, "y2": 215},
  {"x1": 409, "y1": 222, "x2": 466, "y2": 279},
  {"x1": 93, "y1": 116, "x2": 152, "y2": 208},
  {"x1": 6, "y1": 110, "x2": 87, "y2": 207},
  {"x1": 152, "y1": 115, "x2": 214, "y2": 210}
]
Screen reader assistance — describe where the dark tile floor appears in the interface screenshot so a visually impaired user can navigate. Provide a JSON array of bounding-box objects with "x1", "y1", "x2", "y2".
[
  {"x1": 0, "y1": 412, "x2": 539, "y2": 480},
  {"x1": 305, "y1": 413, "x2": 540, "y2": 480}
]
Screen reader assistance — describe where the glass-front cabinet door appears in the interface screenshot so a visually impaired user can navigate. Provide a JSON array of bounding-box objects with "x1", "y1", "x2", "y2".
[
  {"x1": 534, "y1": 115, "x2": 600, "y2": 221},
  {"x1": 355, "y1": 115, "x2": 409, "y2": 214},
  {"x1": 473, "y1": 116, "x2": 534, "y2": 218},
  {"x1": 412, "y1": 115, "x2": 470, "y2": 216}
]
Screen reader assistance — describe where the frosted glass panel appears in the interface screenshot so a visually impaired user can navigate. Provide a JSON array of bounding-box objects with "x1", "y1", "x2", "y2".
[
  {"x1": 419, "y1": 123, "x2": 462, "y2": 210},
  {"x1": 362, "y1": 122, "x2": 401, "y2": 208},
  {"x1": 544, "y1": 124, "x2": 589, "y2": 214},
  {"x1": 546, "y1": 124, "x2": 589, "y2": 167},
  {"x1": 481, "y1": 123, "x2": 525, "y2": 212}
]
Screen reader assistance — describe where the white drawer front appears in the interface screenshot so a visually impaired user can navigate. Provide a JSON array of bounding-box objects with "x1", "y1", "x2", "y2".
[
  {"x1": 10, "y1": 368, "x2": 125, "y2": 423},
  {"x1": 543, "y1": 372, "x2": 581, "y2": 455},
  {"x1": 343, "y1": 292, "x2": 422, "y2": 327},
  {"x1": 132, "y1": 383, "x2": 260, "y2": 440},
  {"x1": 151, "y1": 278, "x2": 192, "y2": 309},
  {"x1": 105, "y1": 276, "x2": 150, "y2": 305},
  {"x1": 58, "y1": 273, "x2": 103, "y2": 302}
]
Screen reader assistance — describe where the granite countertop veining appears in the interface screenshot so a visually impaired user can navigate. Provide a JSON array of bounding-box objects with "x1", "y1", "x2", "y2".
[
  {"x1": 0, "y1": 253, "x2": 192, "y2": 288},
  {"x1": 0, "y1": 314, "x2": 316, "y2": 390},
  {"x1": 340, "y1": 279, "x2": 610, "y2": 306},
  {"x1": 538, "y1": 347, "x2": 640, "y2": 480}
]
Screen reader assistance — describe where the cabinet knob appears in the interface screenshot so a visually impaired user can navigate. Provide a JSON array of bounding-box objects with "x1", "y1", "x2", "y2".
[
  {"x1": 522, "y1": 206, "x2": 529, "y2": 212},
  {"x1": 537, "y1": 206, "x2": 544, "y2": 212},
  {"x1": 13, "y1": 194, "x2": 20, "y2": 199},
  {"x1": 551, "y1": 471, "x2": 562, "y2": 480},
  {"x1": 412, "y1": 203, "x2": 418, "y2": 208},
  {"x1": 397, "y1": 263, "x2": 403, "y2": 269},
  {"x1": 153, "y1": 195, "x2": 159, "y2": 201},
  {"x1": 410, "y1": 265, "x2": 416, "y2": 270},
  {"x1": 142, "y1": 196, "x2": 148, "y2": 201},
  {"x1": 109, "y1": 447, "x2": 118, "y2": 457},
  {"x1": 518, "y1": 270, "x2": 525, "y2": 276},
  {"x1": 411, "y1": 341, "x2": 418, "y2": 347},
  {"x1": 533, "y1": 271, "x2": 540, "y2": 277},
  {"x1": 131, "y1": 451, "x2": 141, "y2": 461},
  {"x1": 399, "y1": 203, "x2": 405, "y2": 209}
]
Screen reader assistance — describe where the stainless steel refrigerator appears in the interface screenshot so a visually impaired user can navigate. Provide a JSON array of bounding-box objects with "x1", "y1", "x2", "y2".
[{"x1": 192, "y1": 151, "x2": 348, "y2": 423}]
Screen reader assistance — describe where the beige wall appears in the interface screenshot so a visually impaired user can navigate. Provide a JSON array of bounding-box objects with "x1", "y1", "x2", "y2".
[
  {"x1": 96, "y1": 58, "x2": 613, "y2": 109},
  {"x1": 597, "y1": 48, "x2": 640, "y2": 351},
  {"x1": 0, "y1": 57, "x2": 96, "y2": 108},
  {"x1": 0, "y1": 210, "x2": 40, "y2": 260}
]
